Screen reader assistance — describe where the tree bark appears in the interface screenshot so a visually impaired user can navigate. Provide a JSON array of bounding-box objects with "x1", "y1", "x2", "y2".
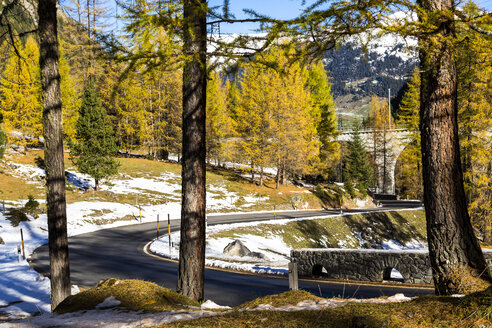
[
  {"x1": 417, "y1": 0, "x2": 491, "y2": 294},
  {"x1": 38, "y1": 0, "x2": 71, "y2": 310},
  {"x1": 177, "y1": 0, "x2": 207, "y2": 301}
]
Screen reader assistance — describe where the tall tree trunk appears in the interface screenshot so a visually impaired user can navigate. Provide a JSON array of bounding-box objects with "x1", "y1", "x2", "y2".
[
  {"x1": 282, "y1": 164, "x2": 286, "y2": 185},
  {"x1": 177, "y1": 0, "x2": 207, "y2": 301},
  {"x1": 260, "y1": 166, "x2": 264, "y2": 186},
  {"x1": 276, "y1": 160, "x2": 280, "y2": 190},
  {"x1": 38, "y1": 0, "x2": 71, "y2": 310},
  {"x1": 382, "y1": 127, "x2": 387, "y2": 193},
  {"x1": 417, "y1": 0, "x2": 491, "y2": 294}
]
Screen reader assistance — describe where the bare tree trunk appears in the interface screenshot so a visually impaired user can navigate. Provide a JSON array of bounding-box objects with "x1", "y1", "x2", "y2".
[
  {"x1": 418, "y1": 0, "x2": 491, "y2": 294},
  {"x1": 276, "y1": 160, "x2": 280, "y2": 190},
  {"x1": 38, "y1": 0, "x2": 71, "y2": 310},
  {"x1": 177, "y1": 0, "x2": 207, "y2": 301},
  {"x1": 259, "y1": 166, "x2": 264, "y2": 186},
  {"x1": 281, "y1": 164, "x2": 286, "y2": 185}
]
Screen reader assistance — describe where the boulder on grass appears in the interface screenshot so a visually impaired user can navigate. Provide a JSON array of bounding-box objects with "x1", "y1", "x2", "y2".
[
  {"x1": 223, "y1": 240, "x2": 251, "y2": 257},
  {"x1": 223, "y1": 240, "x2": 269, "y2": 260}
]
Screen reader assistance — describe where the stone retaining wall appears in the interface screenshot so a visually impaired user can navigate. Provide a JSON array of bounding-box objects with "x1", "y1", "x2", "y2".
[{"x1": 290, "y1": 249, "x2": 492, "y2": 284}]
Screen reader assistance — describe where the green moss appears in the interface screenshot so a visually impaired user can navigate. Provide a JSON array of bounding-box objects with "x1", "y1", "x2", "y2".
[{"x1": 55, "y1": 279, "x2": 199, "y2": 314}]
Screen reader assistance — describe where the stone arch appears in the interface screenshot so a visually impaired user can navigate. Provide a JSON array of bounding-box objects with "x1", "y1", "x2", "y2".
[
  {"x1": 394, "y1": 139, "x2": 423, "y2": 199},
  {"x1": 382, "y1": 267, "x2": 405, "y2": 282},
  {"x1": 312, "y1": 264, "x2": 327, "y2": 277}
]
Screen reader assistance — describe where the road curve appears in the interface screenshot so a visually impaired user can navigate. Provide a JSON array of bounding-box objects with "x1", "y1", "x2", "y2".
[{"x1": 30, "y1": 206, "x2": 432, "y2": 306}]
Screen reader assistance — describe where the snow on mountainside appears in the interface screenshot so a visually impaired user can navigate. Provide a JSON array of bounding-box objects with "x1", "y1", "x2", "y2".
[
  {"x1": 208, "y1": 30, "x2": 418, "y2": 122},
  {"x1": 323, "y1": 33, "x2": 418, "y2": 122}
]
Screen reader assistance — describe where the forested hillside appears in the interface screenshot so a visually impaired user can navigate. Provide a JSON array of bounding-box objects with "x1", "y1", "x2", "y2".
[
  {"x1": 0, "y1": 1, "x2": 489, "y2": 244},
  {"x1": 324, "y1": 36, "x2": 418, "y2": 122}
]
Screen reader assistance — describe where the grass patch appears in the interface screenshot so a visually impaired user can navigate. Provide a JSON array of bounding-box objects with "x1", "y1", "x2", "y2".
[
  {"x1": 83, "y1": 214, "x2": 136, "y2": 225},
  {"x1": 164, "y1": 287, "x2": 492, "y2": 328},
  {"x1": 2, "y1": 149, "x2": 328, "y2": 211},
  {"x1": 208, "y1": 210, "x2": 427, "y2": 250},
  {"x1": 55, "y1": 278, "x2": 199, "y2": 314},
  {"x1": 117, "y1": 157, "x2": 181, "y2": 177},
  {"x1": 0, "y1": 171, "x2": 44, "y2": 201}
]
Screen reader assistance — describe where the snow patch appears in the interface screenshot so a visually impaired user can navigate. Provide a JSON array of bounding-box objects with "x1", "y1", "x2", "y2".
[
  {"x1": 200, "y1": 300, "x2": 231, "y2": 310},
  {"x1": 95, "y1": 296, "x2": 121, "y2": 309}
]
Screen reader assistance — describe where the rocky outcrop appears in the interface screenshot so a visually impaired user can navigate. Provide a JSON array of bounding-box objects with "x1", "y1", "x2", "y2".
[{"x1": 223, "y1": 240, "x2": 268, "y2": 260}]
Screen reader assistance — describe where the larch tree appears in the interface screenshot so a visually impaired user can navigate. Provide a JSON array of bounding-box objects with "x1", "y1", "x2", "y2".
[
  {"x1": 278, "y1": 0, "x2": 491, "y2": 292},
  {"x1": 116, "y1": 0, "x2": 492, "y2": 298},
  {"x1": 115, "y1": 0, "x2": 287, "y2": 300},
  {"x1": 457, "y1": 2, "x2": 492, "y2": 245},
  {"x1": 206, "y1": 69, "x2": 230, "y2": 165},
  {"x1": 268, "y1": 49, "x2": 319, "y2": 187},
  {"x1": 306, "y1": 60, "x2": 340, "y2": 180},
  {"x1": 416, "y1": 0, "x2": 491, "y2": 293},
  {"x1": 176, "y1": 0, "x2": 208, "y2": 301},
  {"x1": 38, "y1": 0, "x2": 71, "y2": 310},
  {"x1": 0, "y1": 36, "x2": 42, "y2": 149},
  {"x1": 368, "y1": 96, "x2": 394, "y2": 194},
  {"x1": 234, "y1": 62, "x2": 275, "y2": 186},
  {"x1": 396, "y1": 67, "x2": 423, "y2": 200},
  {"x1": 59, "y1": 42, "x2": 81, "y2": 140},
  {"x1": 114, "y1": 71, "x2": 148, "y2": 153},
  {"x1": 234, "y1": 46, "x2": 320, "y2": 188}
]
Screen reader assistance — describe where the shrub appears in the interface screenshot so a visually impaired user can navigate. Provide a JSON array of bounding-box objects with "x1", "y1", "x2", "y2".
[{"x1": 24, "y1": 195, "x2": 40, "y2": 218}]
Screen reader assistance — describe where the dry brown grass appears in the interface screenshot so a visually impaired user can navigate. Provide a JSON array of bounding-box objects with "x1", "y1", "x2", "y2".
[{"x1": 164, "y1": 286, "x2": 492, "y2": 328}]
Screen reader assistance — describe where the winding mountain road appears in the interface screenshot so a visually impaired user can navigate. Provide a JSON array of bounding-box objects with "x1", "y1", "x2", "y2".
[{"x1": 30, "y1": 206, "x2": 432, "y2": 306}]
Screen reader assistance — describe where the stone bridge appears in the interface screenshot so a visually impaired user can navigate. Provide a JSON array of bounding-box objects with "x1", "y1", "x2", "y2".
[
  {"x1": 337, "y1": 128, "x2": 411, "y2": 195},
  {"x1": 291, "y1": 248, "x2": 492, "y2": 284}
]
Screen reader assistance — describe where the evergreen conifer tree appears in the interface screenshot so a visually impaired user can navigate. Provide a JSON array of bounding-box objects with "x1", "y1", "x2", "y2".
[
  {"x1": 70, "y1": 78, "x2": 119, "y2": 190},
  {"x1": 345, "y1": 125, "x2": 372, "y2": 195}
]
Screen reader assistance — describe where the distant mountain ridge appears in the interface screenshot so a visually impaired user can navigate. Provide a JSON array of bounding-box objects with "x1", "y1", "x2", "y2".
[{"x1": 323, "y1": 34, "x2": 418, "y2": 121}]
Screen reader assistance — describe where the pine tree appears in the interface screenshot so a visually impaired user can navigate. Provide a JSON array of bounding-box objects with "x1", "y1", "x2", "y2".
[
  {"x1": 345, "y1": 125, "x2": 372, "y2": 195},
  {"x1": 70, "y1": 78, "x2": 119, "y2": 190}
]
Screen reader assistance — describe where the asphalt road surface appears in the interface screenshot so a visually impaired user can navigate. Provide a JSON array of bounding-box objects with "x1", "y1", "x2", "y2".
[{"x1": 30, "y1": 205, "x2": 432, "y2": 306}]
